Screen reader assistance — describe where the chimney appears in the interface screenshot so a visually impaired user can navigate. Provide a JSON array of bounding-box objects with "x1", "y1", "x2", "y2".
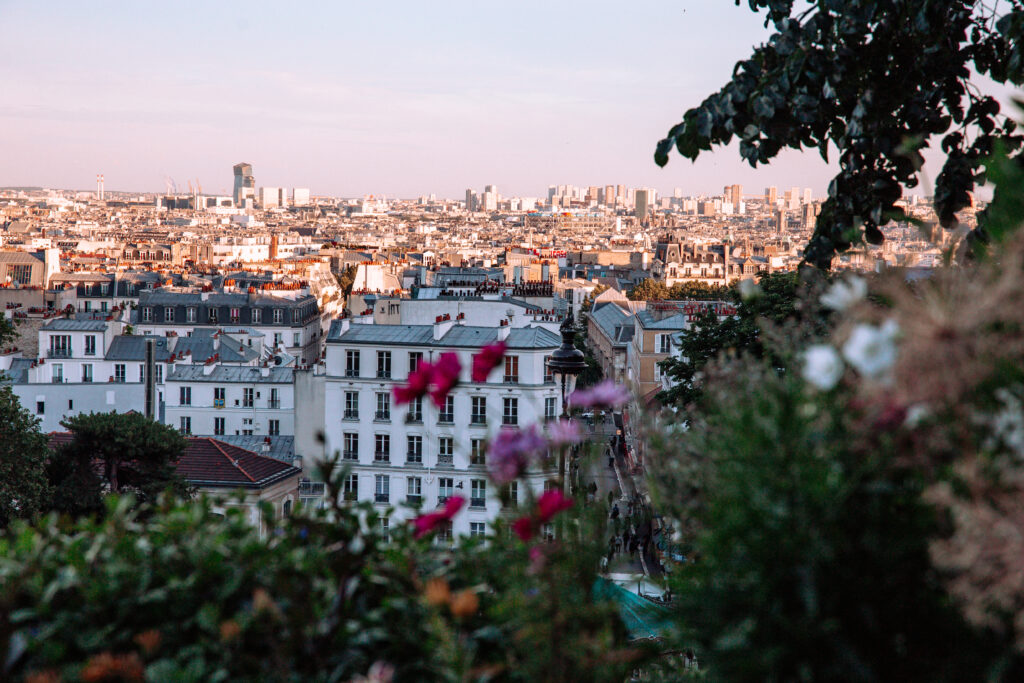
[{"x1": 432, "y1": 317, "x2": 455, "y2": 340}]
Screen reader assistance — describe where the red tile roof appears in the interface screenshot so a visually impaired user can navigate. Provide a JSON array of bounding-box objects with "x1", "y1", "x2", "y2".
[{"x1": 47, "y1": 433, "x2": 300, "y2": 490}]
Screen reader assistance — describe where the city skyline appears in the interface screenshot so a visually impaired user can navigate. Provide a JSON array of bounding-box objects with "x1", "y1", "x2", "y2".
[{"x1": 1, "y1": 0, "x2": 843, "y2": 198}]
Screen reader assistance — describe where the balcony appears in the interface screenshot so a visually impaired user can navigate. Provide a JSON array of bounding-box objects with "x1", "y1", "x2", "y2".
[
  {"x1": 405, "y1": 413, "x2": 423, "y2": 425},
  {"x1": 374, "y1": 411, "x2": 391, "y2": 421},
  {"x1": 437, "y1": 413, "x2": 454, "y2": 424},
  {"x1": 406, "y1": 494, "x2": 422, "y2": 505},
  {"x1": 470, "y1": 415, "x2": 487, "y2": 425},
  {"x1": 503, "y1": 375, "x2": 519, "y2": 384},
  {"x1": 51, "y1": 377, "x2": 65, "y2": 384},
  {"x1": 470, "y1": 497, "x2": 486, "y2": 509},
  {"x1": 502, "y1": 416, "x2": 518, "y2": 426},
  {"x1": 406, "y1": 453, "x2": 423, "y2": 465},
  {"x1": 343, "y1": 491, "x2": 357, "y2": 502},
  {"x1": 437, "y1": 454, "x2": 454, "y2": 467},
  {"x1": 376, "y1": 371, "x2": 391, "y2": 379},
  {"x1": 298, "y1": 481, "x2": 326, "y2": 497},
  {"x1": 345, "y1": 369, "x2": 359, "y2": 378},
  {"x1": 344, "y1": 410, "x2": 359, "y2": 420},
  {"x1": 374, "y1": 493, "x2": 390, "y2": 504},
  {"x1": 373, "y1": 453, "x2": 390, "y2": 463},
  {"x1": 268, "y1": 399, "x2": 281, "y2": 409},
  {"x1": 342, "y1": 451, "x2": 358, "y2": 461},
  {"x1": 47, "y1": 348, "x2": 72, "y2": 359}
]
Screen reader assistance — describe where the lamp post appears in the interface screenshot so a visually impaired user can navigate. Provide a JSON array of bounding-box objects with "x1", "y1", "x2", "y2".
[{"x1": 546, "y1": 316, "x2": 587, "y2": 491}]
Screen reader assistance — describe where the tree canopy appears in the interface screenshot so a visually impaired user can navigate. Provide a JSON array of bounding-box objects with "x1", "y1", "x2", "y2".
[
  {"x1": 655, "y1": 0, "x2": 1024, "y2": 268},
  {"x1": 0, "y1": 386, "x2": 50, "y2": 528}
]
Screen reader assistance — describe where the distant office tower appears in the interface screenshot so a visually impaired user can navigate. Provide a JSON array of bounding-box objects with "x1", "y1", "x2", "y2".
[
  {"x1": 775, "y1": 209, "x2": 787, "y2": 234},
  {"x1": 803, "y1": 188, "x2": 812, "y2": 205},
  {"x1": 96, "y1": 174, "x2": 104, "y2": 200},
  {"x1": 481, "y1": 186, "x2": 498, "y2": 212},
  {"x1": 725, "y1": 184, "x2": 742, "y2": 207},
  {"x1": 259, "y1": 187, "x2": 286, "y2": 208},
  {"x1": 616, "y1": 184, "x2": 626, "y2": 204},
  {"x1": 674, "y1": 187, "x2": 683, "y2": 199},
  {"x1": 587, "y1": 186, "x2": 599, "y2": 203},
  {"x1": 765, "y1": 186, "x2": 778, "y2": 204},
  {"x1": 604, "y1": 185, "x2": 616, "y2": 206},
  {"x1": 465, "y1": 189, "x2": 478, "y2": 212},
  {"x1": 233, "y1": 163, "x2": 255, "y2": 206},
  {"x1": 635, "y1": 189, "x2": 652, "y2": 221},
  {"x1": 485, "y1": 184, "x2": 497, "y2": 195},
  {"x1": 292, "y1": 188, "x2": 310, "y2": 206},
  {"x1": 547, "y1": 186, "x2": 557, "y2": 202},
  {"x1": 802, "y1": 203, "x2": 817, "y2": 230},
  {"x1": 789, "y1": 186, "x2": 801, "y2": 210}
]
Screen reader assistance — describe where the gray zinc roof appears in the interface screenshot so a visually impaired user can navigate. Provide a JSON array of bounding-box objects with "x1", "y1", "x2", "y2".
[
  {"x1": 41, "y1": 319, "x2": 109, "y2": 332},
  {"x1": 329, "y1": 323, "x2": 559, "y2": 350},
  {"x1": 166, "y1": 365, "x2": 293, "y2": 383}
]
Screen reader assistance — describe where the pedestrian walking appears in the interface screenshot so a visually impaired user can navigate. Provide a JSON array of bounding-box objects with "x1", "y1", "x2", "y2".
[{"x1": 610, "y1": 503, "x2": 619, "y2": 520}]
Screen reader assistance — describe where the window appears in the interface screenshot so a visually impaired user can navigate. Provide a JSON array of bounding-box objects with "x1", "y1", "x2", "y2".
[
  {"x1": 544, "y1": 355, "x2": 553, "y2": 383},
  {"x1": 269, "y1": 419, "x2": 280, "y2": 436},
  {"x1": 9, "y1": 264, "x2": 32, "y2": 285},
  {"x1": 659, "y1": 334, "x2": 671, "y2": 354},
  {"x1": 380, "y1": 517, "x2": 390, "y2": 542},
  {"x1": 438, "y1": 437, "x2": 454, "y2": 465},
  {"x1": 344, "y1": 391, "x2": 359, "y2": 419},
  {"x1": 503, "y1": 355, "x2": 519, "y2": 383},
  {"x1": 436, "y1": 521, "x2": 453, "y2": 544},
  {"x1": 230, "y1": 308, "x2": 240, "y2": 323},
  {"x1": 142, "y1": 307, "x2": 152, "y2": 322},
  {"x1": 114, "y1": 364, "x2": 125, "y2": 383},
  {"x1": 343, "y1": 432, "x2": 359, "y2": 460},
  {"x1": 343, "y1": 474, "x2": 358, "y2": 501},
  {"x1": 503, "y1": 482, "x2": 519, "y2": 508},
  {"x1": 84, "y1": 335, "x2": 96, "y2": 356},
  {"x1": 48, "y1": 335, "x2": 71, "y2": 358},
  {"x1": 180, "y1": 386, "x2": 191, "y2": 406},
  {"x1": 100, "y1": 301, "x2": 108, "y2": 312},
  {"x1": 243, "y1": 388, "x2": 254, "y2": 408},
  {"x1": 470, "y1": 479, "x2": 487, "y2": 508},
  {"x1": 345, "y1": 350, "x2": 360, "y2": 377},
  {"x1": 214, "y1": 387, "x2": 225, "y2": 407},
  {"x1": 545, "y1": 396, "x2": 558, "y2": 420},
  {"x1": 52, "y1": 363, "x2": 63, "y2": 383},
  {"x1": 406, "y1": 396, "x2": 423, "y2": 423},
  {"x1": 36, "y1": 401, "x2": 44, "y2": 415},
  {"x1": 470, "y1": 439, "x2": 485, "y2": 466},
  {"x1": 407, "y1": 435, "x2": 423, "y2": 463},
  {"x1": 83, "y1": 300, "x2": 91, "y2": 312},
  {"x1": 68, "y1": 399, "x2": 73, "y2": 409},
  {"x1": 165, "y1": 307, "x2": 175, "y2": 322},
  {"x1": 283, "y1": 499, "x2": 292, "y2": 517},
  {"x1": 438, "y1": 477, "x2": 454, "y2": 502},
  {"x1": 470, "y1": 522, "x2": 486, "y2": 538},
  {"x1": 375, "y1": 392, "x2": 390, "y2": 420},
  {"x1": 156, "y1": 365, "x2": 162, "y2": 384},
  {"x1": 186, "y1": 307, "x2": 196, "y2": 323},
  {"x1": 438, "y1": 395, "x2": 454, "y2": 423},
  {"x1": 377, "y1": 351, "x2": 392, "y2": 378},
  {"x1": 503, "y1": 397, "x2": 518, "y2": 425},
  {"x1": 269, "y1": 388, "x2": 280, "y2": 408},
  {"x1": 273, "y1": 309, "x2": 283, "y2": 324},
  {"x1": 470, "y1": 396, "x2": 487, "y2": 424},
  {"x1": 214, "y1": 417, "x2": 225, "y2": 436},
  {"x1": 208, "y1": 307, "x2": 218, "y2": 323},
  {"x1": 180, "y1": 416, "x2": 191, "y2": 434},
  {"x1": 293, "y1": 332, "x2": 300, "y2": 347},
  {"x1": 251, "y1": 308, "x2": 261, "y2": 324},
  {"x1": 273, "y1": 332, "x2": 283, "y2": 348},
  {"x1": 407, "y1": 476, "x2": 422, "y2": 504},
  {"x1": 82, "y1": 364, "x2": 93, "y2": 383},
  {"x1": 290, "y1": 309, "x2": 299, "y2": 324},
  {"x1": 374, "y1": 474, "x2": 390, "y2": 503},
  {"x1": 374, "y1": 434, "x2": 390, "y2": 462},
  {"x1": 408, "y1": 351, "x2": 423, "y2": 374}
]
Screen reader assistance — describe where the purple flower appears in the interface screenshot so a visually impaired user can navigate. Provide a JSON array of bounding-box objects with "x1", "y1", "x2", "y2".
[
  {"x1": 567, "y1": 380, "x2": 630, "y2": 410},
  {"x1": 487, "y1": 425, "x2": 546, "y2": 485},
  {"x1": 546, "y1": 419, "x2": 581, "y2": 447}
]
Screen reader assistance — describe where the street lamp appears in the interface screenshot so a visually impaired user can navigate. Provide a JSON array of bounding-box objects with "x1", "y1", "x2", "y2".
[{"x1": 546, "y1": 316, "x2": 587, "y2": 491}]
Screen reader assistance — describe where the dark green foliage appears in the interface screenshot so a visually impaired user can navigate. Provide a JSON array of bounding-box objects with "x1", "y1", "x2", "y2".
[
  {"x1": 336, "y1": 264, "x2": 359, "y2": 299},
  {"x1": 0, "y1": 386, "x2": 50, "y2": 528},
  {"x1": 574, "y1": 318, "x2": 604, "y2": 388},
  {"x1": 650, "y1": 359, "x2": 1019, "y2": 681},
  {"x1": 655, "y1": 1, "x2": 1024, "y2": 267},
  {"x1": 658, "y1": 271, "x2": 826, "y2": 407},
  {"x1": 628, "y1": 279, "x2": 730, "y2": 302},
  {"x1": 48, "y1": 411, "x2": 190, "y2": 517},
  {"x1": 0, "y1": 315, "x2": 15, "y2": 348}
]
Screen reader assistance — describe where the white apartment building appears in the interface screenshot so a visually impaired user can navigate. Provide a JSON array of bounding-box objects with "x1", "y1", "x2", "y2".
[
  {"x1": 165, "y1": 365, "x2": 294, "y2": 439},
  {"x1": 322, "y1": 318, "x2": 563, "y2": 538}
]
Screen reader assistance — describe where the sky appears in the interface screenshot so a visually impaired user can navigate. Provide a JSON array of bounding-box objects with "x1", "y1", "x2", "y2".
[{"x1": 0, "y1": 0, "x2": 991, "y2": 199}]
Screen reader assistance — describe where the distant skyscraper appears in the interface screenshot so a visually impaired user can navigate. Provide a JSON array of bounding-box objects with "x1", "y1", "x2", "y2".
[
  {"x1": 725, "y1": 184, "x2": 742, "y2": 207},
  {"x1": 233, "y1": 163, "x2": 254, "y2": 206},
  {"x1": 802, "y1": 203, "x2": 817, "y2": 230},
  {"x1": 465, "y1": 189, "x2": 478, "y2": 212},
  {"x1": 765, "y1": 186, "x2": 778, "y2": 204},
  {"x1": 775, "y1": 209, "x2": 786, "y2": 234},
  {"x1": 635, "y1": 189, "x2": 652, "y2": 221},
  {"x1": 292, "y1": 188, "x2": 310, "y2": 206},
  {"x1": 789, "y1": 186, "x2": 801, "y2": 210},
  {"x1": 604, "y1": 185, "x2": 616, "y2": 206},
  {"x1": 482, "y1": 186, "x2": 497, "y2": 211},
  {"x1": 259, "y1": 187, "x2": 286, "y2": 208},
  {"x1": 803, "y1": 188, "x2": 813, "y2": 204},
  {"x1": 96, "y1": 174, "x2": 104, "y2": 200},
  {"x1": 673, "y1": 187, "x2": 683, "y2": 199},
  {"x1": 616, "y1": 185, "x2": 625, "y2": 204}
]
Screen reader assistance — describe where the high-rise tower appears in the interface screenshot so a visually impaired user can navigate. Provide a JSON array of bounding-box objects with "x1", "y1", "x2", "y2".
[{"x1": 233, "y1": 163, "x2": 255, "y2": 206}]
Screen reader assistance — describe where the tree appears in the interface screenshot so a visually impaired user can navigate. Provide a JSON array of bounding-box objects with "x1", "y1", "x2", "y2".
[
  {"x1": 655, "y1": 1, "x2": 1024, "y2": 268},
  {"x1": 667, "y1": 281, "x2": 730, "y2": 301},
  {"x1": 628, "y1": 278, "x2": 669, "y2": 301},
  {"x1": 48, "y1": 411, "x2": 190, "y2": 517},
  {"x1": 0, "y1": 386, "x2": 50, "y2": 528},
  {"x1": 336, "y1": 264, "x2": 359, "y2": 299},
  {"x1": 0, "y1": 315, "x2": 15, "y2": 349},
  {"x1": 580, "y1": 284, "x2": 610, "y2": 314}
]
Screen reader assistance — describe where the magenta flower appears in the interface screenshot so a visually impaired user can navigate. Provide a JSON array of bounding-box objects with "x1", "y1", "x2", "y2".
[
  {"x1": 512, "y1": 516, "x2": 536, "y2": 541},
  {"x1": 546, "y1": 418, "x2": 581, "y2": 448},
  {"x1": 428, "y1": 352, "x2": 461, "y2": 408},
  {"x1": 487, "y1": 425, "x2": 546, "y2": 485},
  {"x1": 567, "y1": 380, "x2": 630, "y2": 410},
  {"x1": 393, "y1": 363, "x2": 433, "y2": 405},
  {"x1": 536, "y1": 490, "x2": 574, "y2": 522},
  {"x1": 412, "y1": 495, "x2": 465, "y2": 539},
  {"x1": 471, "y1": 341, "x2": 506, "y2": 382}
]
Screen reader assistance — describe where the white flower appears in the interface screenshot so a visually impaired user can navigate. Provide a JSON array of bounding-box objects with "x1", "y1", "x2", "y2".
[
  {"x1": 842, "y1": 319, "x2": 900, "y2": 379},
  {"x1": 802, "y1": 344, "x2": 844, "y2": 390},
  {"x1": 820, "y1": 275, "x2": 867, "y2": 311},
  {"x1": 738, "y1": 277, "x2": 761, "y2": 300},
  {"x1": 904, "y1": 403, "x2": 931, "y2": 428}
]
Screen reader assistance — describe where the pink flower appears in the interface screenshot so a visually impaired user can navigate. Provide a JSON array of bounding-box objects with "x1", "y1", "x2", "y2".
[
  {"x1": 546, "y1": 419, "x2": 581, "y2": 448},
  {"x1": 428, "y1": 352, "x2": 461, "y2": 408},
  {"x1": 412, "y1": 495, "x2": 465, "y2": 539},
  {"x1": 536, "y1": 490, "x2": 573, "y2": 523},
  {"x1": 567, "y1": 380, "x2": 630, "y2": 410},
  {"x1": 471, "y1": 341, "x2": 506, "y2": 382},
  {"x1": 487, "y1": 425, "x2": 547, "y2": 485},
  {"x1": 512, "y1": 516, "x2": 536, "y2": 541},
  {"x1": 393, "y1": 364, "x2": 432, "y2": 405}
]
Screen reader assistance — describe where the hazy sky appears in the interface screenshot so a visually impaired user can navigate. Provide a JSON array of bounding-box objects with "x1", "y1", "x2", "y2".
[{"x1": 0, "y1": 0, "x2": 964, "y2": 199}]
